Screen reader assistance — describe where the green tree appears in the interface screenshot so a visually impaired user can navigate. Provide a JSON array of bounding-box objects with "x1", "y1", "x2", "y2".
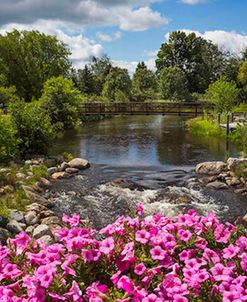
[
  {"x1": 102, "y1": 67, "x2": 131, "y2": 102},
  {"x1": 206, "y1": 77, "x2": 239, "y2": 112},
  {"x1": 238, "y1": 60, "x2": 247, "y2": 87},
  {"x1": 158, "y1": 66, "x2": 189, "y2": 101},
  {"x1": 156, "y1": 31, "x2": 223, "y2": 93},
  {"x1": 40, "y1": 77, "x2": 81, "y2": 130},
  {"x1": 90, "y1": 55, "x2": 112, "y2": 95},
  {"x1": 221, "y1": 56, "x2": 242, "y2": 84},
  {"x1": 131, "y1": 62, "x2": 157, "y2": 101},
  {"x1": 9, "y1": 100, "x2": 55, "y2": 157},
  {"x1": 71, "y1": 65, "x2": 95, "y2": 95},
  {"x1": 0, "y1": 30, "x2": 71, "y2": 101},
  {"x1": 0, "y1": 115, "x2": 19, "y2": 161}
]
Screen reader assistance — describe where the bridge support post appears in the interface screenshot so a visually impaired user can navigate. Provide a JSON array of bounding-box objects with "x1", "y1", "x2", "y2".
[
  {"x1": 217, "y1": 113, "x2": 221, "y2": 125},
  {"x1": 226, "y1": 114, "x2": 230, "y2": 136}
]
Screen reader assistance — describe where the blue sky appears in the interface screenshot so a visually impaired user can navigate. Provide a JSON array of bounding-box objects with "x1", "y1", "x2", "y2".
[{"x1": 0, "y1": 0, "x2": 247, "y2": 73}]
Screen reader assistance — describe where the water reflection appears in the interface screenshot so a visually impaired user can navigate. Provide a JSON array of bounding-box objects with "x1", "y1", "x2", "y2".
[{"x1": 51, "y1": 116, "x2": 239, "y2": 168}]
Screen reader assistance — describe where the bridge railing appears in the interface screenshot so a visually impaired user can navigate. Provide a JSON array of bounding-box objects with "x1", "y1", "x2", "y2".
[{"x1": 80, "y1": 102, "x2": 214, "y2": 116}]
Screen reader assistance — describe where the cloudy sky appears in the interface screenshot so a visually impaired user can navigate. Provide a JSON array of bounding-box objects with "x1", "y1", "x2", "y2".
[{"x1": 0, "y1": 0, "x2": 247, "y2": 73}]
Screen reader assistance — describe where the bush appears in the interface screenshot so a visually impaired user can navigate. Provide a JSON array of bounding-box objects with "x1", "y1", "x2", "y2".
[
  {"x1": 9, "y1": 100, "x2": 55, "y2": 157},
  {"x1": 0, "y1": 209, "x2": 246, "y2": 301},
  {"x1": 0, "y1": 114, "x2": 19, "y2": 162},
  {"x1": 40, "y1": 77, "x2": 82, "y2": 130},
  {"x1": 206, "y1": 77, "x2": 239, "y2": 113},
  {"x1": 186, "y1": 117, "x2": 224, "y2": 137}
]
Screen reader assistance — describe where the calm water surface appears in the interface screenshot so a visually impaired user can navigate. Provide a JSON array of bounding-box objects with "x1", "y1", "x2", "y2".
[{"x1": 52, "y1": 116, "x2": 239, "y2": 168}]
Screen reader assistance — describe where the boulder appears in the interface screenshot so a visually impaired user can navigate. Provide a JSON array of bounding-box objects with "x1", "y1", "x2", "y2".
[
  {"x1": 68, "y1": 158, "x2": 90, "y2": 170},
  {"x1": 37, "y1": 177, "x2": 52, "y2": 188},
  {"x1": 51, "y1": 172, "x2": 71, "y2": 180},
  {"x1": 6, "y1": 220, "x2": 23, "y2": 234},
  {"x1": 60, "y1": 162, "x2": 70, "y2": 171},
  {"x1": 234, "y1": 187, "x2": 247, "y2": 194},
  {"x1": 25, "y1": 211, "x2": 40, "y2": 226},
  {"x1": 43, "y1": 158, "x2": 57, "y2": 168},
  {"x1": 10, "y1": 210, "x2": 24, "y2": 223},
  {"x1": 227, "y1": 157, "x2": 247, "y2": 171},
  {"x1": 242, "y1": 213, "x2": 247, "y2": 227},
  {"x1": 65, "y1": 167, "x2": 79, "y2": 174},
  {"x1": 25, "y1": 191, "x2": 51, "y2": 207},
  {"x1": 40, "y1": 210, "x2": 55, "y2": 218},
  {"x1": 25, "y1": 225, "x2": 35, "y2": 235},
  {"x1": 0, "y1": 215, "x2": 9, "y2": 228},
  {"x1": 195, "y1": 161, "x2": 227, "y2": 175},
  {"x1": 226, "y1": 177, "x2": 241, "y2": 186},
  {"x1": 38, "y1": 235, "x2": 54, "y2": 245},
  {"x1": 206, "y1": 181, "x2": 228, "y2": 190},
  {"x1": 0, "y1": 228, "x2": 11, "y2": 244},
  {"x1": 16, "y1": 173, "x2": 27, "y2": 179},
  {"x1": 26, "y1": 203, "x2": 47, "y2": 213},
  {"x1": 33, "y1": 224, "x2": 51, "y2": 239},
  {"x1": 48, "y1": 167, "x2": 58, "y2": 175},
  {"x1": 41, "y1": 216, "x2": 61, "y2": 225}
]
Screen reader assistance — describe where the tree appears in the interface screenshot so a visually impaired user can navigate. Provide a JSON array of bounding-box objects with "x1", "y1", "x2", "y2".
[
  {"x1": 158, "y1": 66, "x2": 189, "y2": 101},
  {"x1": 0, "y1": 115, "x2": 19, "y2": 161},
  {"x1": 206, "y1": 77, "x2": 239, "y2": 112},
  {"x1": 131, "y1": 62, "x2": 157, "y2": 101},
  {"x1": 156, "y1": 31, "x2": 223, "y2": 93},
  {"x1": 40, "y1": 77, "x2": 81, "y2": 130},
  {"x1": 89, "y1": 55, "x2": 112, "y2": 95},
  {"x1": 221, "y1": 56, "x2": 242, "y2": 84},
  {"x1": 238, "y1": 60, "x2": 247, "y2": 87},
  {"x1": 0, "y1": 30, "x2": 71, "y2": 101},
  {"x1": 71, "y1": 65, "x2": 95, "y2": 95},
  {"x1": 102, "y1": 67, "x2": 131, "y2": 102},
  {"x1": 9, "y1": 100, "x2": 55, "y2": 157}
]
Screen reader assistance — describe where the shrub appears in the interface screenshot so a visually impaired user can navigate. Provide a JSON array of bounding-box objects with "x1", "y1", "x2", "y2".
[
  {"x1": 186, "y1": 117, "x2": 224, "y2": 137},
  {"x1": 40, "y1": 77, "x2": 81, "y2": 130},
  {"x1": 9, "y1": 100, "x2": 55, "y2": 157},
  {"x1": 0, "y1": 114, "x2": 19, "y2": 162},
  {"x1": 0, "y1": 208, "x2": 246, "y2": 301}
]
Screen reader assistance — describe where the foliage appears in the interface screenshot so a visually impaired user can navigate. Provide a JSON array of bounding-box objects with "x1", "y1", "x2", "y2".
[
  {"x1": 0, "y1": 114, "x2": 19, "y2": 162},
  {"x1": 71, "y1": 66, "x2": 96, "y2": 95},
  {"x1": 222, "y1": 56, "x2": 242, "y2": 84},
  {"x1": 0, "y1": 209, "x2": 246, "y2": 301},
  {"x1": 131, "y1": 62, "x2": 157, "y2": 101},
  {"x1": 63, "y1": 151, "x2": 74, "y2": 162},
  {"x1": 0, "y1": 85, "x2": 19, "y2": 109},
  {"x1": 186, "y1": 116, "x2": 225, "y2": 137},
  {"x1": 238, "y1": 60, "x2": 247, "y2": 88},
  {"x1": 230, "y1": 123, "x2": 247, "y2": 155},
  {"x1": 206, "y1": 77, "x2": 240, "y2": 113},
  {"x1": 40, "y1": 77, "x2": 81, "y2": 130},
  {"x1": 0, "y1": 30, "x2": 71, "y2": 101},
  {"x1": 159, "y1": 66, "x2": 190, "y2": 101},
  {"x1": 9, "y1": 100, "x2": 55, "y2": 157},
  {"x1": 156, "y1": 31, "x2": 224, "y2": 93},
  {"x1": 102, "y1": 67, "x2": 131, "y2": 102}
]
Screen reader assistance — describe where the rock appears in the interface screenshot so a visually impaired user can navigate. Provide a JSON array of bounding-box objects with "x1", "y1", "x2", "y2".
[
  {"x1": 65, "y1": 167, "x2": 79, "y2": 174},
  {"x1": 40, "y1": 210, "x2": 55, "y2": 218},
  {"x1": 6, "y1": 220, "x2": 23, "y2": 234},
  {"x1": 195, "y1": 161, "x2": 227, "y2": 175},
  {"x1": 37, "y1": 177, "x2": 52, "y2": 188},
  {"x1": 3, "y1": 185, "x2": 14, "y2": 193},
  {"x1": 41, "y1": 216, "x2": 61, "y2": 225},
  {"x1": 0, "y1": 168, "x2": 11, "y2": 174},
  {"x1": 0, "y1": 215, "x2": 9, "y2": 228},
  {"x1": 25, "y1": 191, "x2": 51, "y2": 207},
  {"x1": 48, "y1": 167, "x2": 58, "y2": 175},
  {"x1": 25, "y1": 211, "x2": 40, "y2": 226},
  {"x1": 10, "y1": 210, "x2": 24, "y2": 223},
  {"x1": 33, "y1": 224, "x2": 51, "y2": 239},
  {"x1": 25, "y1": 160, "x2": 32, "y2": 165},
  {"x1": 26, "y1": 203, "x2": 47, "y2": 213},
  {"x1": 110, "y1": 178, "x2": 145, "y2": 191},
  {"x1": 227, "y1": 157, "x2": 247, "y2": 171},
  {"x1": 226, "y1": 177, "x2": 241, "y2": 186},
  {"x1": 19, "y1": 222, "x2": 26, "y2": 229},
  {"x1": 38, "y1": 235, "x2": 54, "y2": 245},
  {"x1": 206, "y1": 181, "x2": 228, "y2": 190},
  {"x1": 68, "y1": 158, "x2": 90, "y2": 170},
  {"x1": 16, "y1": 173, "x2": 27, "y2": 179},
  {"x1": 22, "y1": 185, "x2": 37, "y2": 194},
  {"x1": 51, "y1": 172, "x2": 71, "y2": 180},
  {"x1": 25, "y1": 225, "x2": 35, "y2": 235},
  {"x1": 60, "y1": 162, "x2": 70, "y2": 171},
  {"x1": 234, "y1": 187, "x2": 247, "y2": 194},
  {"x1": 0, "y1": 228, "x2": 11, "y2": 244},
  {"x1": 242, "y1": 214, "x2": 247, "y2": 227},
  {"x1": 43, "y1": 158, "x2": 57, "y2": 168}
]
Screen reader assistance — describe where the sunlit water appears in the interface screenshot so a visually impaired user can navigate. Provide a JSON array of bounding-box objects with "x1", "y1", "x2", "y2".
[{"x1": 49, "y1": 116, "x2": 246, "y2": 228}]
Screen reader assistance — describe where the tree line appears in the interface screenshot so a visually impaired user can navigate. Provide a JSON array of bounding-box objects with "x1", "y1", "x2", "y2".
[{"x1": 1, "y1": 29, "x2": 247, "y2": 161}]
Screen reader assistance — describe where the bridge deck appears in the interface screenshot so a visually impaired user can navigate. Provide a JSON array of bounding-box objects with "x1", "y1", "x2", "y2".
[{"x1": 81, "y1": 102, "x2": 213, "y2": 116}]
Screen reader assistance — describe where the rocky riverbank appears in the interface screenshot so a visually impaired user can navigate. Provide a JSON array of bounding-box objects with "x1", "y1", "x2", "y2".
[{"x1": 0, "y1": 157, "x2": 90, "y2": 245}]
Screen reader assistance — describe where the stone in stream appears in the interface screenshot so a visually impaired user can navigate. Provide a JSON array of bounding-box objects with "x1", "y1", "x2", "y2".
[
  {"x1": 195, "y1": 161, "x2": 227, "y2": 175},
  {"x1": 110, "y1": 178, "x2": 145, "y2": 191},
  {"x1": 206, "y1": 181, "x2": 228, "y2": 190},
  {"x1": 227, "y1": 157, "x2": 247, "y2": 171},
  {"x1": 68, "y1": 158, "x2": 90, "y2": 170},
  {"x1": 65, "y1": 167, "x2": 79, "y2": 174},
  {"x1": 60, "y1": 162, "x2": 70, "y2": 171},
  {"x1": 37, "y1": 177, "x2": 52, "y2": 189},
  {"x1": 51, "y1": 172, "x2": 71, "y2": 180},
  {"x1": 48, "y1": 167, "x2": 58, "y2": 175}
]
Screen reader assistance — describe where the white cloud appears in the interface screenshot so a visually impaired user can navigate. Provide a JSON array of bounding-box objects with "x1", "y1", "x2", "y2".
[
  {"x1": 180, "y1": 0, "x2": 206, "y2": 4},
  {"x1": 175, "y1": 29, "x2": 247, "y2": 56},
  {"x1": 118, "y1": 6, "x2": 168, "y2": 31},
  {"x1": 144, "y1": 49, "x2": 158, "y2": 57},
  {"x1": 96, "y1": 31, "x2": 121, "y2": 42}
]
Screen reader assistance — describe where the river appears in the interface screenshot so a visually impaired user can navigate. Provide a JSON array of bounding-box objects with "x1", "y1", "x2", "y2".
[{"x1": 49, "y1": 116, "x2": 246, "y2": 228}]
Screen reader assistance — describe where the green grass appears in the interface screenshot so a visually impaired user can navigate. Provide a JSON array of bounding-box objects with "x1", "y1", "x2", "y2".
[{"x1": 186, "y1": 116, "x2": 225, "y2": 137}]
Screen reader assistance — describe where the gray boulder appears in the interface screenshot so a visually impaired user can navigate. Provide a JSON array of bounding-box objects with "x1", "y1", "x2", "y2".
[
  {"x1": 206, "y1": 181, "x2": 228, "y2": 190},
  {"x1": 6, "y1": 220, "x2": 23, "y2": 234},
  {"x1": 195, "y1": 161, "x2": 226, "y2": 175},
  {"x1": 68, "y1": 158, "x2": 90, "y2": 170},
  {"x1": 33, "y1": 224, "x2": 51, "y2": 239},
  {"x1": 227, "y1": 157, "x2": 247, "y2": 171}
]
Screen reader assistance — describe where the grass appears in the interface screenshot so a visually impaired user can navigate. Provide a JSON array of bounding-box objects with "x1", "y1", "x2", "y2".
[{"x1": 186, "y1": 116, "x2": 225, "y2": 137}]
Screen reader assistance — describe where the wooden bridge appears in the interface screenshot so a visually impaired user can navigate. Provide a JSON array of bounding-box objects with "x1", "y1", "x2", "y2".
[{"x1": 81, "y1": 102, "x2": 213, "y2": 117}]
